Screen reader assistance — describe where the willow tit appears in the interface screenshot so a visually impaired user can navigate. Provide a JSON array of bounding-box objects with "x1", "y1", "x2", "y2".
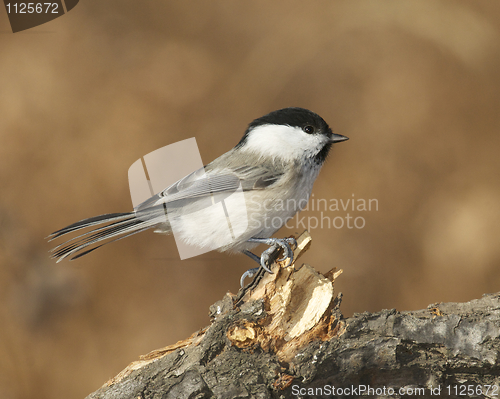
[{"x1": 48, "y1": 107, "x2": 348, "y2": 284}]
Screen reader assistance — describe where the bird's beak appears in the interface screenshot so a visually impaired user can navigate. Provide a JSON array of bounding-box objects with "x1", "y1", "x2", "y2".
[{"x1": 330, "y1": 134, "x2": 349, "y2": 143}]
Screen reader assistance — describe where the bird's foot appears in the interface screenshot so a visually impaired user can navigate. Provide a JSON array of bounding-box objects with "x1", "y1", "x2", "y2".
[
  {"x1": 240, "y1": 237, "x2": 297, "y2": 287},
  {"x1": 249, "y1": 237, "x2": 297, "y2": 267}
]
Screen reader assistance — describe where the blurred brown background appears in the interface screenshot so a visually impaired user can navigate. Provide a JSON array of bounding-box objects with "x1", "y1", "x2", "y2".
[{"x1": 1, "y1": 1, "x2": 500, "y2": 398}]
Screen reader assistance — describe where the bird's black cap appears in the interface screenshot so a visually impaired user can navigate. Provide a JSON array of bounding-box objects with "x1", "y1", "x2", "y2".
[{"x1": 248, "y1": 107, "x2": 330, "y2": 133}]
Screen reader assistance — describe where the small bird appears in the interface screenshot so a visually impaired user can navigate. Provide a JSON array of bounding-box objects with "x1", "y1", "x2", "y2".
[{"x1": 48, "y1": 107, "x2": 348, "y2": 285}]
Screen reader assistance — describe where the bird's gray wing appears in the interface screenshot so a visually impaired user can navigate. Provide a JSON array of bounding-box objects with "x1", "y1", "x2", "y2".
[
  {"x1": 135, "y1": 163, "x2": 284, "y2": 212},
  {"x1": 230, "y1": 165, "x2": 283, "y2": 190}
]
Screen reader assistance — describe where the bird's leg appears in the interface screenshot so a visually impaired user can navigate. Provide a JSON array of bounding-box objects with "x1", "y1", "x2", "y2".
[
  {"x1": 240, "y1": 238, "x2": 297, "y2": 287},
  {"x1": 242, "y1": 249, "x2": 262, "y2": 265}
]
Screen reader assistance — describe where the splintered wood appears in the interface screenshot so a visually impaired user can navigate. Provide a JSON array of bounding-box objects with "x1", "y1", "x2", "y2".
[
  {"x1": 228, "y1": 231, "x2": 345, "y2": 362},
  {"x1": 106, "y1": 230, "x2": 344, "y2": 386}
]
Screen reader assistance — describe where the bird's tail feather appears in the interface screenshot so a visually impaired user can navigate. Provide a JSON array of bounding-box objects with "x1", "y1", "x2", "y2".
[{"x1": 48, "y1": 207, "x2": 167, "y2": 262}]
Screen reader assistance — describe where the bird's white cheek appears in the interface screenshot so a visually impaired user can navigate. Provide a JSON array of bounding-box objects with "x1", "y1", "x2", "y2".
[{"x1": 244, "y1": 125, "x2": 323, "y2": 161}]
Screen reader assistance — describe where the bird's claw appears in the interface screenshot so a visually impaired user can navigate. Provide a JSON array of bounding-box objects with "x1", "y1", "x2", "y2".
[
  {"x1": 260, "y1": 244, "x2": 278, "y2": 273},
  {"x1": 240, "y1": 267, "x2": 260, "y2": 288},
  {"x1": 276, "y1": 237, "x2": 297, "y2": 265}
]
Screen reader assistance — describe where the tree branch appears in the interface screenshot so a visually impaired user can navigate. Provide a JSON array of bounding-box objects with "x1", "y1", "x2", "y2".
[{"x1": 86, "y1": 231, "x2": 500, "y2": 399}]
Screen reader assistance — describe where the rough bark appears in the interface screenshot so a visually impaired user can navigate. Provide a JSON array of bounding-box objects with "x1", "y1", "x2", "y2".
[{"x1": 87, "y1": 232, "x2": 500, "y2": 399}]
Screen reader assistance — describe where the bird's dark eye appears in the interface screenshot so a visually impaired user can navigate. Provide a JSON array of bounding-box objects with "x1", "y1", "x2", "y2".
[{"x1": 303, "y1": 125, "x2": 315, "y2": 134}]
